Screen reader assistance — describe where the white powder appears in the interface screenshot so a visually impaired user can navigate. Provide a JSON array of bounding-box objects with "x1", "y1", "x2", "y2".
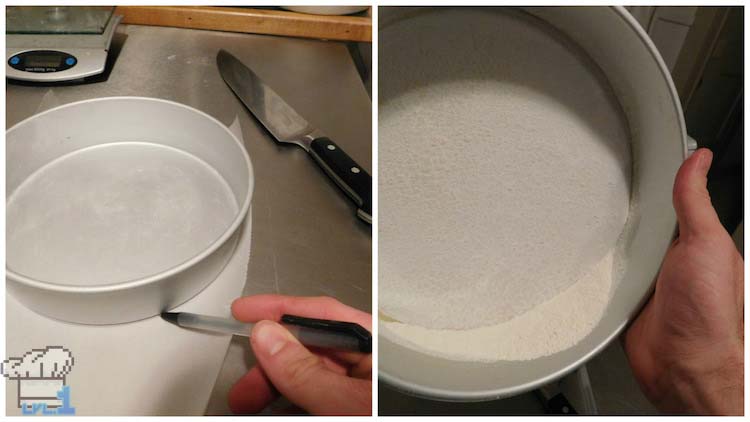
[
  {"x1": 382, "y1": 251, "x2": 614, "y2": 361},
  {"x1": 379, "y1": 9, "x2": 631, "y2": 360}
]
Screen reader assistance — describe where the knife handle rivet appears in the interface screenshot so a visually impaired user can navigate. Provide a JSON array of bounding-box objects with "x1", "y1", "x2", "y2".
[
  {"x1": 327, "y1": 144, "x2": 336, "y2": 151},
  {"x1": 351, "y1": 167, "x2": 361, "y2": 174}
]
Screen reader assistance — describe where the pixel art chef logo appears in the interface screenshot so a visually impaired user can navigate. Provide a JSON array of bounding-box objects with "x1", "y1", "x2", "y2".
[{"x1": 2, "y1": 346, "x2": 76, "y2": 415}]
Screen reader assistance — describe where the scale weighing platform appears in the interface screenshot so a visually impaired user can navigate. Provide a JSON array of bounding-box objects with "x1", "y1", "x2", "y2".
[{"x1": 7, "y1": 6, "x2": 122, "y2": 82}]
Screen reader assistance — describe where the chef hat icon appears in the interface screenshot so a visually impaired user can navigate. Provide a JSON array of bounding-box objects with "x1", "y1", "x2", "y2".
[
  {"x1": 2, "y1": 346, "x2": 74, "y2": 379},
  {"x1": 2, "y1": 346, "x2": 75, "y2": 410}
]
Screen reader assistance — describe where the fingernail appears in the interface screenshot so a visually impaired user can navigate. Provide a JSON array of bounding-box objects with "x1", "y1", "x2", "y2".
[
  {"x1": 694, "y1": 148, "x2": 709, "y2": 170},
  {"x1": 253, "y1": 321, "x2": 294, "y2": 356},
  {"x1": 700, "y1": 149, "x2": 713, "y2": 171}
]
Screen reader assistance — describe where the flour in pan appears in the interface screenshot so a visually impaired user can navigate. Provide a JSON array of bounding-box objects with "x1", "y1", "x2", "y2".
[
  {"x1": 382, "y1": 251, "x2": 615, "y2": 361},
  {"x1": 379, "y1": 9, "x2": 631, "y2": 359}
]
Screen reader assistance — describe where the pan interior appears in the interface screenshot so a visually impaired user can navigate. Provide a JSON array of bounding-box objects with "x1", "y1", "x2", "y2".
[
  {"x1": 7, "y1": 141, "x2": 238, "y2": 287},
  {"x1": 379, "y1": 7, "x2": 631, "y2": 338},
  {"x1": 378, "y1": 5, "x2": 684, "y2": 400}
]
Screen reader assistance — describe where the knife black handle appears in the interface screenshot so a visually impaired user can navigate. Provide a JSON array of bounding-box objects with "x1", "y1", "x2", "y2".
[{"x1": 309, "y1": 137, "x2": 372, "y2": 224}]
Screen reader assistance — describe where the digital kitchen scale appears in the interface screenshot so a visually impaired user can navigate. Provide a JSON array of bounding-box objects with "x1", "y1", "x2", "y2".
[{"x1": 7, "y1": 6, "x2": 122, "y2": 82}]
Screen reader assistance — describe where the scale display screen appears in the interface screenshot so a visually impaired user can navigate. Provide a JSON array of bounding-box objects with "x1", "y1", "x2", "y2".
[
  {"x1": 8, "y1": 50, "x2": 76, "y2": 73},
  {"x1": 25, "y1": 55, "x2": 62, "y2": 68}
]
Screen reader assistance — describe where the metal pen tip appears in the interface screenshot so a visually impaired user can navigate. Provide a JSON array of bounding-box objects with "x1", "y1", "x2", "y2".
[{"x1": 161, "y1": 312, "x2": 180, "y2": 325}]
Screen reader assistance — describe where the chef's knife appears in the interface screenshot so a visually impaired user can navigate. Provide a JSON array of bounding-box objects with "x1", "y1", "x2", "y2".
[{"x1": 217, "y1": 49, "x2": 372, "y2": 224}]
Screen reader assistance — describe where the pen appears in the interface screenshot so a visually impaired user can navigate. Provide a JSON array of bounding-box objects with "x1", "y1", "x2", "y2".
[{"x1": 161, "y1": 312, "x2": 371, "y2": 353}]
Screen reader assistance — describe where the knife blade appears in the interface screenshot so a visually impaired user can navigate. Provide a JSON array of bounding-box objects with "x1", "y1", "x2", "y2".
[{"x1": 217, "y1": 49, "x2": 372, "y2": 224}]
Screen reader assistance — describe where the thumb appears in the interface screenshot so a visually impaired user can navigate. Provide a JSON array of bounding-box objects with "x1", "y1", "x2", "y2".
[
  {"x1": 672, "y1": 148, "x2": 722, "y2": 238},
  {"x1": 250, "y1": 320, "x2": 371, "y2": 415}
]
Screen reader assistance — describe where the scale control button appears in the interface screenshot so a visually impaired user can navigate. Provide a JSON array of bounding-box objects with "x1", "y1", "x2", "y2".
[
  {"x1": 10, "y1": 56, "x2": 20, "y2": 65},
  {"x1": 65, "y1": 57, "x2": 76, "y2": 66}
]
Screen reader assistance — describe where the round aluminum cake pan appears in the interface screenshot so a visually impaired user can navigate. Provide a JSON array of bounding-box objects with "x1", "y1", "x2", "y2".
[
  {"x1": 6, "y1": 97, "x2": 254, "y2": 325},
  {"x1": 379, "y1": 6, "x2": 687, "y2": 401}
]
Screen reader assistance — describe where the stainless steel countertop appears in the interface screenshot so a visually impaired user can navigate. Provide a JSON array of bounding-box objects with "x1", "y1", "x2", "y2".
[{"x1": 6, "y1": 24, "x2": 371, "y2": 415}]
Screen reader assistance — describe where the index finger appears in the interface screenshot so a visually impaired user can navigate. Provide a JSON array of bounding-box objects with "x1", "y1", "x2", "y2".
[{"x1": 231, "y1": 295, "x2": 372, "y2": 331}]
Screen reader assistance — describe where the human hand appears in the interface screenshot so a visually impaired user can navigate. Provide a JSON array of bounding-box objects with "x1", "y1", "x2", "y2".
[
  {"x1": 228, "y1": 295, "x2": 372, "y2": 415},
  {"x1": 624, "y1": 148, "x2": 744, "y2": 415}
]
